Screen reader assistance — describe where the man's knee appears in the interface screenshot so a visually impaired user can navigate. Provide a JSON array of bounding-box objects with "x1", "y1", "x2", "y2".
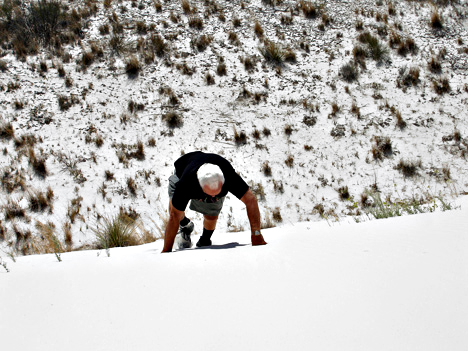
[{"x1": 204, "y1": 215, "x2": 218, "y2": 222}]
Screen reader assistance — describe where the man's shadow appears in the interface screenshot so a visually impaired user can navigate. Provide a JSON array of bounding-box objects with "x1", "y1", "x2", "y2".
[{"x1": 177, "y1": 242, "x2": 248, "y2": 251}]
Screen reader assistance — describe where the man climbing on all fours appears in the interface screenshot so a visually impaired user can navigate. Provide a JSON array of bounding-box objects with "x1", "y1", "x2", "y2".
[{"x1": 161, "y1": 151, "x2": 267, "y2": 253}]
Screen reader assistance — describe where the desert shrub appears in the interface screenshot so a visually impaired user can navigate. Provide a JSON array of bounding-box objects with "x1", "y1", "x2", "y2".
[
  {"x1": 0, "y1": 59, "x2": 7, "y2": 72},
  {"x1": 3, "y1": 198, "x2": 26, "y2": 221},
  {"x1": 127, "y1": 177, "x2": 137, "y2": 196},
  {"x1": 30, "y1": 154, "x2": 48, "y2": 178},
  {"x1": 397, "y1": 37, "x2": 418, "y2": 56},
  {"x1": 93, "y1": 214, "x2": 143, "y2": 249},
  {"x1": 39, "y1": 61, "x2": 49, "y2": 73},
  {"x1": 176, "y1": 62, "x2": 195, "y2": 75},
  {"x1": 192, "y1": 34, "x2": 212, "y2": 52},
  {"x1": 357, "y1": 31, "x2": 388, "y2": 61},
  {"x1": 98, "y1": 23, "x2": 110, "y2": 35},
  {"x1": 339, "y1": 61, "x2": 359, "y2": 82},
  {"x1": 181, "y1": 0, "x2": 192, "y2": 14},
  {"x1": 284, "y1": 49, "x2": 296, "y2": 63},
  {"x1": 337, "y1": 186, "x2": 351, "y2": 201},
  {"x1": 433, "y1": 77, "x2": 451, "y2": 94},
  {"x1": 355, "y1": 20, "x2": 363, "y2": 31},
  {"x1": 243, "y1": 56, "x2": 255, "y2": 71},
  {"x1": 299, "y1": 1, "x2": 318, "y2": 18},
  {"x1": 303, "y1": 115, "x2": 317, "y2": 127},
  {"x1": 430, "y1": 12, "x2": 443, "y2": 29},
  {"x1": 188, "y1": 15, "x2": 203, "y2": 29},
  {"x1": 272, "y1": 207, "x2": 282, "y2": 222},
  {"x1": 259, "y1": 40, "x2": 285, "y2": 65},
  {"x1": 162, "y1": 111, "x2": 183, "y2": 128},
  {"x1": 254, "y1": 21, "x2": 264, "y2": 38},
  {"x1": 395, "y1": 110, "x2": 407, "y2": 129},
  {"x1": 372, "y1": 136, "x2": 393, "y2": 160},
  {"x1": 262, "y1": 161, "x2": 272, "y2": 176},
  {"x1": 0, "y1": 122, "x2": 15, "y2": 140},
  {"x1": 125, "y1": 56, "x2": 141, "y2": 77},
  {"x1": 397, "y1": 65, "x2": 420, "y2": 87},
  {"x1": 58, "y1": 94, "x2": 79, "y2": 111},
  {"x1": 217, "y1": 62, "x2": 227, "y2": 75},
  {"x1": 105, "y1": 170, "x2": 115, "y2": 181},
  {"x1": 205, "y1": 72, "x2": 215, "y2": 85},
  {"x1": 109, "y1": 33, "x2": 130, "y2": 55},
  {"x1": 232, "y1": 17, "x2": 241, "y2": 27},
  {"x1": 395, "y1": 159, "x2": 422, "y2": 177},
  {"x1": 136, "y1": 20, "x2": 147, "y2": 34},
  {"x1": 234, "y1": 128, "x2": 248, "y2": 146},
  {"x1": 428, "y1": 56, "x2": 442, "y2": 73},
  {"x1": 28, "y1": 188, "x2": 54, "y2": 213}
]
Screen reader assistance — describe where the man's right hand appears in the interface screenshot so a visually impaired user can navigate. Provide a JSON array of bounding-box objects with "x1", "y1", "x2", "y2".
[{"x1": 251, "y1": 233, "x2": 267, "y2": 246}]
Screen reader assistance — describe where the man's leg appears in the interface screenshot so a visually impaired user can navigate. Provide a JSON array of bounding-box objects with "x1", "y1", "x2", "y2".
[{"x1": 196, "y1": 215, "x2": 217, "y2": 247}]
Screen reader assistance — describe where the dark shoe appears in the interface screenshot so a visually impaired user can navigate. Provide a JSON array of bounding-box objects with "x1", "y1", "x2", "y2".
[{"x1": 196, "y1": 236, "x2": 212, "y2": 248}]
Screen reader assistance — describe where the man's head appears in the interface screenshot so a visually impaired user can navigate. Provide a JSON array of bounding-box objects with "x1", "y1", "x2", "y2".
[{"x1": 197, "y1": 163, "x2": 224, "y2": 196}]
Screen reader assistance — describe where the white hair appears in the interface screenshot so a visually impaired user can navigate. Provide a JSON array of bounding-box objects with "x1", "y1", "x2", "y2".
[{"x1": 197, "y1": 163, "x2": 225, "y2": 190}]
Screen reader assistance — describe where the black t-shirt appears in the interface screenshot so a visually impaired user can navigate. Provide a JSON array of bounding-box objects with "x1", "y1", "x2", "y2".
[{"x1": 172, "y1": 151, "x2": 249, "y2": 211}]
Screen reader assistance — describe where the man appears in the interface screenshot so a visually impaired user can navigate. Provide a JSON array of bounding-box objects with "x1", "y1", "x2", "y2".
[{"x1": 162, "y1": 151, "x2": 267, "y2": 253}]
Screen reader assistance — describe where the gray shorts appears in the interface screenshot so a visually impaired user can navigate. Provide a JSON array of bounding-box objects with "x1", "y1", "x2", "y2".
[{"x1": 168, "y1": 173, "x2": 225, "y2": 217}]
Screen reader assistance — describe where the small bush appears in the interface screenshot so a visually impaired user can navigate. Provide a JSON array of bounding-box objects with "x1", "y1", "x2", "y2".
[
  {"x1": 125, "y1": 56, "x2": 141, "y2": 77},
  {"x1": 397, "y1": 66, "x2": 420, "y2": 87},
  {"x1": 433, "y1": 77, "x2": 451, "y2": 95},
  {"x1": 285, "y1": 155, "x2": 294, "y2": 168},
  {"x1": 3, "y1": 198, "x2": 26, "y2": 221},
  {"x1": 234, "y1": 128, "x2": 248, "y2": 146},
  {"x1": 340, "y1": 61, "x2": 359, "y2": 82},
  {"x1": 302, "y1": 115, "x2": 317, "y2": 127},
  {"x1": 162, "y1": 111, "x2": 183, "y2": 128},
  {"x1": 192, "y1": 34, "x2": 212, "y2": 52},
  {"x1": 205, "y1": 72, "x2": 215, "y2": 85},
  {"x1": 0, "y1": 122, "x2": 15, "y2": 140},
  {"x1": 28, "y1": 188, "x2": 54, "y2": 213},
  {"x1": 127, "y1": 177, "x2": 137, "y2": 196},
  {"x1": 262, "y1": 161, "x2": 272, "y2": 176},
  {"x1": 338, "y1": 186, "x2": 351, "y2": 201},
  {"x1": 259, "y1": 41, "x2": 285, "y2": 65},
  {"x1": 272, "y1": 207, "x2": 282, "y2": 222},
  {"x1": 300, "y1": 1, "x2": 318, "y2": 18},
  {"x1": 254, "y1": 21, "x2": 264, "y2": 38},
  {"x1": 93, "y1": 214, "x2": 143, "y2": 249},
  {"x1": 358, "y1": 31, "x2": 388, "y2": 61},
  {"x1": 395, "y1": 159, "x2": 422, "y2": 177},
  {"x1": 217, "y1": 62, "x2": 227, "y2": 76},
  {"x1": 430, "y1": 12, "x2": 443, "y2": 29},
  {"x1": 0, "y1": 60, "x2": 7, "y2": 72},
  {"x1": 188, "y1": 16, "x2": 203, "y2": 29},
  {"x1": 428, "y1": 56, "x2": 442, "y2": 74},
  {"x1": 372, "y1": 136, "x2": 393, "y2": 160}
]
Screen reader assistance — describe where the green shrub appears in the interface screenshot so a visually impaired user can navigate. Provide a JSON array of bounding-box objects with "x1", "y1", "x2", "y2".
[
  {"x1": 357, "y1": 31, "x2": 388, "y2": 61},
  {"x1": 259, "y1": 40, "x2": 285, "y2": 65},
  {"x1": 93, "y1": 214, "x2": 142, "y2": 249},
  {"x1": 340, "y1": 61, "x2": 359, "y2": 82}
]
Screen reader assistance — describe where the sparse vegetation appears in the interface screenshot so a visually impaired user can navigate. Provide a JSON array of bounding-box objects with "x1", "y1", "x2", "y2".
[
  {"x1": 0, "y1": 0, "x2": 466, "y2": 258},
  {"x1": 395, "y1": 159, "x2": 422, "y2": 177},
  {"x1": 372, "y1": 136, "x2": 393, "y2": 160}
]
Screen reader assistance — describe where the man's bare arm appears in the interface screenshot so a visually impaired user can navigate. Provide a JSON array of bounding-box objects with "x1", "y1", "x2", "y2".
[
  {"x1": 241, "y1": 189, "x2": 267, "y2": 245},
  {"x1": 161, "y1": 201, "x2": 185, "y2": 253}
]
